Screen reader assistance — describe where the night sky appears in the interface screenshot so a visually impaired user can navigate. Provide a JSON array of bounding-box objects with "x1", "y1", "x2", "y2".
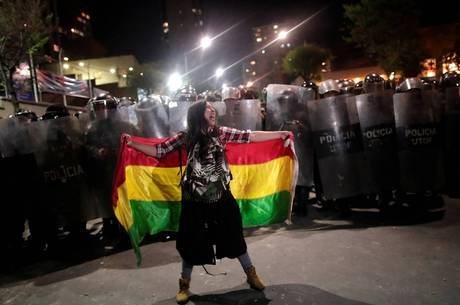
[
  {"x1": 83, "y1": 0, "x2": 459, "y2": 85},
  {"x1": 86, "y1": 0, "x2": 459, "y2": 62}
]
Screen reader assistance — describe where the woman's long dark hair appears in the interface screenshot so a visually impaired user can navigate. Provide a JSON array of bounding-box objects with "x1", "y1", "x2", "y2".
[{"x1": 184, "y1": 101, "x2": 218, "y2": 157}]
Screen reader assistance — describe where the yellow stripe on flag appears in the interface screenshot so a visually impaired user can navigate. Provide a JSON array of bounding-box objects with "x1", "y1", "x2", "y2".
[
  {"x1": 229, "y1": 156, "x2": 294, "y2": 199},
  {"x1": 126, "y1": 165, "x2": 182, "y2": 202},
  {"x1": 124, "y1": 155, "x2": 294, "y2": 203}
]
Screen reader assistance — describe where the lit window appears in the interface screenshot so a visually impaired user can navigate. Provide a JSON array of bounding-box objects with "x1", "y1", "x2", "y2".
[
  {"x1": 110, "y1": 68, "x2": 116, "y2": 74},
  {"x1": 122, "y1": 74, "x2": 127, "y2": 78},
  {"x1": 163, "y1": 28, "x2": 169, "y2": 33},
  {"x1": 280, "y1": 44, "x2": 285, "y2": 48},
  {"x1": 129, "y1": 67, "x2": 134, "y2": 71},
  {"x1": 286, "y1": 43, "x2": 291, "y2": 47},
  {"x1": 250, "y1": 60, "x2": 256, "y2": 65},
  {"x1": 252, "y1": 71, "x2": 256, "y2": 76},
  {"x1": 63, "y1": 63, "x2": 70, "y2": 70},
  {"x1": 78, "y1": 62, "x2": 85, "y2": 67},
  {"x1": 273, "y1": 24, "x2": 278, "y2": 29},
  {"x1": 63, "y1": 57, "x2": 69, "y2": 61},
  {"x1": 199, "y1": 20, "x2": 203, "y2": 26},
  {"x1": 192, "y1": 8, "x2": 196, "y2": 13},
  {"x1": 256, "y1": 37, "x2": 262, "y2": 42},
  {"x1": 274, "y1": 60, "x2": 278, "y2": 64},
  {"x1": 256, "y1": 28, "x2": 261, "y2": 32}
]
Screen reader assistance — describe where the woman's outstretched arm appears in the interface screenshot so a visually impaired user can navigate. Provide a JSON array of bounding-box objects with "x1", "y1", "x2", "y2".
[
  {"x1": 123, "y1": 134, "x2": 158, "y2": 157},
  {"x1": 249, "y1": 130, "x2": 291, "y2": 142}
]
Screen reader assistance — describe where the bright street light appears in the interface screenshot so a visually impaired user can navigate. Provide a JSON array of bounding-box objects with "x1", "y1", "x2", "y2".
[
  {"x1": 200, "y1": 36, "x2": 212, "y2": 49},
  {"x1": 278, "y1": 30, "x2": 288, "y2": 40},
  {"x1": 246, "y1": 81, "x2": 254, "y2": 87},
  {"x1": 109, "y1": 68, "x2": 116, "y2": 74},
  {"x1": 78, "y1": 61, "x2": 85, "y2": 67},
  {"x1": 128, "y1": 66, "x2": 134, "y2": 71},
  {"x1": 167, "y1": 72, "x2": 183, "y2": 92},
  {"x1": 63, "y1": 57, "x2": 69, "y2": 61},
  {"x1": 215, "y1": 67, "x2": 224, "y2": 78},
  {"x1": 63, "y1": 63, "x2": 70, "y2": 70}
]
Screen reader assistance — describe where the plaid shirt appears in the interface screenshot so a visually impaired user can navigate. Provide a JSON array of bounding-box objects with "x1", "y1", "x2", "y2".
[{"x1": 155, "y1": 126, "x2": 251, "y2": 158}]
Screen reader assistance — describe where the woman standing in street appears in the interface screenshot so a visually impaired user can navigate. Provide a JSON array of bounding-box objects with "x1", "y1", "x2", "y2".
[{"x1": 125, "y1": 101, "x2": 290, "y2": 304}]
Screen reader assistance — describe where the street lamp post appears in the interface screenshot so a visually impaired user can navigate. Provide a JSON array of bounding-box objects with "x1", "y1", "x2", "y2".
[{"x1": 58, "y1": 48, "x2": 67, "y2": 106}]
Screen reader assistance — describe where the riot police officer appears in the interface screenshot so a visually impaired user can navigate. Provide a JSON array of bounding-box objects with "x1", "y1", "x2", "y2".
[
  {"x1": 40, "y1": 104, "x2": 90, "y2": 245},
  {"x1": 83, "y1": 93, "x2": 139, "y2": 249},
  {"x1": 363, "y1": 73, "x2": 385, "y2": 93}
]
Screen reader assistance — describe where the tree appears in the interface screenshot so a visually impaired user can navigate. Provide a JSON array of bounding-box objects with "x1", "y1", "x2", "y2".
[
  {"x1": 0, "y1": 0, "x2": 52, "y2": 99},
  {"x1": 282, "y1": 43, "x2": 331, "y2": 82},
  {"x1": 127, "y1": 62, "x2": 167, "y2": 95},
  {"x1": 343, "y1": 0, "x2": 425, "y2": 77}
]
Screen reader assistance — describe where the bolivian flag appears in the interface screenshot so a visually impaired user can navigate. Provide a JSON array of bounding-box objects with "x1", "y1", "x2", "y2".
[{"x1": 112, "y1": 136, "x2": 298, "y2": 265}]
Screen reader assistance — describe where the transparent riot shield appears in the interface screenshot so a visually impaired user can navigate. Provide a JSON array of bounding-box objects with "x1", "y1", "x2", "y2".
[
  {"x1": 132, "y1": 99, "x2": 170, "y2": 138},
  {"x1": 168, "y1": 101, "x2": 190, "y2": 135},
  {"x1": 355, "y1": 91, "x2": 399, "y2": 193},
  {"x1": 80, "y1": 108, "x2": 142, "y2": 221},
  {"x1": 31, "y1": 116, "x2": 90, "y2": 228},
  {"x1": 266, "y1": 84, "x2": 314, "y2": 187},
  {"x1": 308, "y1": 95, "x2": 366, "y2": 199},
  {"x1": 219, "y1": 99, "x2": 262, "y2": 131},
  {"x1": 394, "y1": 90, "x2": 444, "y2": 193}
]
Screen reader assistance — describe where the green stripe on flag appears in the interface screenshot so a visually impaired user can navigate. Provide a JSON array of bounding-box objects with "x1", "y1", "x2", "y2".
[
  {"x1": 127, "y1": 191, "x2": 290, "y2": 266},
  {"x1": 237, "y1": 191, "x2": 291, "y2": 227}
]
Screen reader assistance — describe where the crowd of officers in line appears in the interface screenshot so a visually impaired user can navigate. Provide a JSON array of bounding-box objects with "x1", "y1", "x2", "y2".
[{"x1": 1, "y1": 70, "x2": 459, "y2": 268}]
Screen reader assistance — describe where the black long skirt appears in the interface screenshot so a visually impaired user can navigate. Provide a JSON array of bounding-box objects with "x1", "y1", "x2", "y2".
[{"x1": 176, "y1": 190, "x2": 247, "y2": 265}]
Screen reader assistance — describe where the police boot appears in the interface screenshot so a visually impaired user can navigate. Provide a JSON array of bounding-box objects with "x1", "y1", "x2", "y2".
[
  {"x1": 176, "y1": 278, "x2": 191, "y2": 304},
  {"x1": 245, "y1": 266, "x2": 265, "y2": 291}
]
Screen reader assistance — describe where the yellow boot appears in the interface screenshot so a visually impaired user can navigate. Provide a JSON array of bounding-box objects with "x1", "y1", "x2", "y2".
[
  {"x1": 245, "y1": 266, "x2": 265, "y2": 291},
  {"x1": 175, "y1": 278, "x2": 190, "y2": 304}
]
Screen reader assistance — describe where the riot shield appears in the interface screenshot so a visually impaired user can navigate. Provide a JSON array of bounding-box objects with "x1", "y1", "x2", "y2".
[
  {"x1": 0, "y1": 118, "x2": 54, "y2": 248},
  {"x1": 219, "y1": 99, "x2": 263, "y2": 131},
  {"x1": 0, "y1": 118, "x2": 21, "y2": 157},
  {"x1": 133, "y1": 99, "x2": 170, "y2": 138},
  {"x1": 394, "y1": 90, "x2": 444, "y2": 193},
  {"x1": 31, "y1": 116, "x2": 90, "y2": 229},
  {"x1": 266, "y1": 84, "x2": 314, "y2": 187},
  {"x1": 81, "y1": 109, "x2": 142, "y2": 221},
  {"x1": 308, "y1": 95, "x2": 366, "y2": 199},
  {"x1": 355, "y1": 91, "x2": 399, "y2": 193},
  {"x1": 168, "y1": 101, "x2": 190, "y2": 135},
  {"x1": 443, "y1": 87, "x2": 460, "y2": 197}
]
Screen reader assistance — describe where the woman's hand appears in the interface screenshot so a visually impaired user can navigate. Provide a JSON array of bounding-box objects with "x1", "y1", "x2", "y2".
[
  {"x1": 278, "y1": 131, "x2": 291, "y2": 140},
  {"x1": 279, "y1": 131, "x2": 292, "y2": 147},
  {"x1": 122, "y1": 134, "x2": 133, "y2": 146}
]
